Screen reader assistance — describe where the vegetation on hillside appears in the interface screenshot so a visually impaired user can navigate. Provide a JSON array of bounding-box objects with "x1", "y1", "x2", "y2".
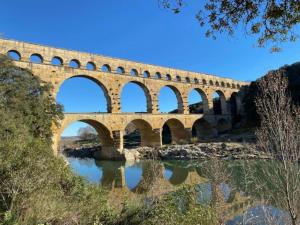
[{"x1": 242, "y1": 62, "x2": 300, "y2": 127}]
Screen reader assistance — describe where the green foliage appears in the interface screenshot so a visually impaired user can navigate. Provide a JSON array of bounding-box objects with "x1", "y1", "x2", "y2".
[
  {"x1": 160, "y1": 0, "x2": 300, "y2": 52},
  {"x1": 115, "y1": 186, "x2": 217, "y2": 225},
  {"x1": 0, "y1": 55, "x2": 110, "y2": 225},
  {"x1": 0, "y1": 54, "x2": 63, "y2": 142}
]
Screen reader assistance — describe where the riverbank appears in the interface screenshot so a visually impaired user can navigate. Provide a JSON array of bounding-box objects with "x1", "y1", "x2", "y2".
[
  {"x1": 63, "y1": 142, "x2": 271, "y2": 161},
  {"x1": 125, "y1": 142, "x2": 271, "y2": 160}
]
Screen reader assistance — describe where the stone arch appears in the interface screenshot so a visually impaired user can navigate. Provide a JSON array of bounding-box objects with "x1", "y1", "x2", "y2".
[
  {"x1": 176, "y1": 75, "x2": 181, "y2": 82},
  {"x1": 7, "y1": 50, "x2": 21, "y2": 61},
  {"x1": 116, "y1": 66, "x2": 125, "y2": 74},
  {"x1": 212, "y1": 90, "x2": 227, "y2": 115},
  {"x1": 221, "y1": 81, "x2": 225, "y2": 87},
  {"x1": 185, "y1": 77, "x2": 191, "y2": 83},
  {"x1": 57, "y1": 118, "x2": 120, "y2": 160},
  {"x1": 120, "y1": 81, "x2": 152, "y2": 113},
  {"x1": 166, "y1": 74, "x2": 171, "y2": 81},
  {"x1": 194, "y1": 78, "x2": 199, "y2": 84},
  {"x1": 30, "y1": 53, "x2": 43, "y2": 64},
  {"x1": 143, "y1": 70, "x2": 150, "y2": 78},
  {"x1": 101, "y1": 64, "x2": 111, "y2": 72},
  {"x1": 209, "y1": 80, "x2": 214, "y2": 86},
  {"x1": 217, "y1": 118, "x2": 231, "y2": 134},
  {"x1": 188, "y1": 88, "x2": 209, "y2": 114},
  {"x1": 130, "y1": 68, "x2": 138, "y2": 76},
  {"x1": 232, "y1": 83, "x2": 236, "y2": 89},
  {"x1": 57, "y1": 75, "x2": 112, "y2": 112},
  {"x1": 86, "y1": 61, "x2": 96, "y2": 71},
  {"x1": 215, "y1": 81, "x2": 220, "y2": 86},
  {"x1": 51, "y1": 56, "x2": 63, "y2": 66},
  {"x1": 162, "y1": 118, "x2": 187, "y2": 144},
  {"x1": 192, "y1": 118, "x2": 216, "y2": 139},
  {"x1": 69, "y1": 59, "x2": 80, "y2": 68},
  {"x1": 158, "y1": 85, "x2": 184, "y2": 113},
  {"x1": 154, "y1": 72, "x2": 162, "y2": 79},
  {"x1": 202, "y1": 79, "x2": 207, "y2": 85},
  {"x1": 124, "y1": 119, "x2": 160, "y2": 148},
  {"x1": 226, "y1": 83, "x2": 231, "y2": 88}
]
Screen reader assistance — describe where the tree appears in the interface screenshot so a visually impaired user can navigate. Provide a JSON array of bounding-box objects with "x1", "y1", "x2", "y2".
[
  {"x1": 78, "y1": 126, "x2": 98, "y2": 141},
  {"x1": 254, "y1": 70, "x2": 300, "y2": 225},
  {"x1": 160, "y1": 0, "x2": 300, "y2": 51},
  {"x1": 0, "y1": 55, "x2": 110, "y2": 224},
  {"x1": 0, "y1": 54, "x2": 63, "y2": 143}
]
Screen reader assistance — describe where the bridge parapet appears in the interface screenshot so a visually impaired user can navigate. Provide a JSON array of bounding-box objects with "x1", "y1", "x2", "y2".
[{"x1": 0, "y1": 38, "x2": 248, "y2": 89}]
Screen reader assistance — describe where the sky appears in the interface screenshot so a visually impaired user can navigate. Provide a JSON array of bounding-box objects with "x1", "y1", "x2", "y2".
[{"x1": 2, "y1": 0, "x2": 300, "y2": 136}]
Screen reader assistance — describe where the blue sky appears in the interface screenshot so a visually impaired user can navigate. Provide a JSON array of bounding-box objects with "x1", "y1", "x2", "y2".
[{"x1": 2, "y1": 0, "x2": 299, "y2": 136}]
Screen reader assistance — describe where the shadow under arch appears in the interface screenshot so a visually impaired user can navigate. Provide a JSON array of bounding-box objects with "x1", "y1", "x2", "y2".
[
  {"x1": 162, "y1": 118, "x2": 187, "y2": 144},
  {"x1": 124, "y1": 119, "x2": 160, "y2": 148},
  {"x1": 217, "y1": 118, "x2": 231, "y2": 134},
  {"x1": 56, "y1": 75, "x2": 112, "y2": 113},
  {"x1": 120, "y1": 81, "x2": 152, "y2": 113},
  {"x1": 192, "y1": 118, "x2": 216, "y2": 140},
  {"x1": 188, "y1": 88, "x2": 209, "y2": 114},
  {"x1": 159, "y1": 85, "x2": 184, "y2": 113},
  {"x1": 212, "y1": 90, "x2": 227, "y2": 115}
]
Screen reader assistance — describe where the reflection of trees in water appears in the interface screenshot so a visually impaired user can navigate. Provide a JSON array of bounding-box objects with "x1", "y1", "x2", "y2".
[{"x1": 92, "y1": 158, "x2": 299, "y2": 224}]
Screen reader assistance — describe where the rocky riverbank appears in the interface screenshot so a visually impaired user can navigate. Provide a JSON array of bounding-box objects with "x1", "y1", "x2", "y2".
[
  {"x1": 63, "y1": 145, "x2": 100, "y2": 158},
  {"x1": 126, "y1": 142, "x2": 271, "y2": 160},
  {"x1": 62, "y1": 142, "x2": 271, "y2": 161}
]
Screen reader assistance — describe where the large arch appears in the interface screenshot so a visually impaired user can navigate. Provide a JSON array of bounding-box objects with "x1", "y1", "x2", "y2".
[
  {"x1": 7, "y1": 50, "x2": 21, "y2": 61},
  {"x1": 188, "y1": 88, "x2": 209, "y2": 114},
  {"x1": 120, "y1": 81, "x2": 152, "y2": 113},
  {"x1": 124, "y1": 119, "x2": 160, "y2": 148},
  {"x1": 192, "y1": 118, "x2": 216, "y2": 140},
  {"x1": 162, "y1": 118, "x2": 187, "y2": 144},
  {"x1": 56, "y1": 75, "x2": 112, "y2": 113},
  {"x1": 212, "y1": 90, "x2": 227, "y2": 115},
  {"x1": 158, "y1": 85, "x2": 184, "y2": 113},
  {"x1": 57, "y1": 119, "x2": 121, "y2": 160}
]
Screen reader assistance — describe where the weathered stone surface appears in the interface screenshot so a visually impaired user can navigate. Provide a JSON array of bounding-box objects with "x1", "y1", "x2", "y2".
[{"x1": 0, "y1": 39, "x2": 249, "y2": 160}]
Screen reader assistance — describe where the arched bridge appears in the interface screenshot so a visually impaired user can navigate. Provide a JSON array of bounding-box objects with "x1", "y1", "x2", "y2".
[{"x1": 0, "y1": 39, "x2": 248, "y2": 159}]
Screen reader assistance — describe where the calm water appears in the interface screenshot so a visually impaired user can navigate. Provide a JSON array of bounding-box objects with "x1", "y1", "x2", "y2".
[{"x1": 67, "y1": 157, "x2": 297, "y2": 225}]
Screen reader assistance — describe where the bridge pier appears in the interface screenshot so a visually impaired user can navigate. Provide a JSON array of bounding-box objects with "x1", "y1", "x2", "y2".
[{"x1": 94, "y1": 130, "x2": 125, "y2": 160}]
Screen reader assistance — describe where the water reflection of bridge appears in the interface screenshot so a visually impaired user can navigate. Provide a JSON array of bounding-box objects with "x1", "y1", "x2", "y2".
[{"x1": 95, "y1": 160, "x2": 259, "y2": 222}]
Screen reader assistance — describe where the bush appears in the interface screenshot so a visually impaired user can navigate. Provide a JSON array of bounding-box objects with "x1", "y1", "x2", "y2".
[{"x1": 114, "y1": 186, "x2": 217, "y2": 225}]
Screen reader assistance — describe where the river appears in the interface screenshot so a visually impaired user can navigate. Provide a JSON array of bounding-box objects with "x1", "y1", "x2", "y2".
[{"x1": 66, "y1": 157, "x2": 298, "y2": 225}]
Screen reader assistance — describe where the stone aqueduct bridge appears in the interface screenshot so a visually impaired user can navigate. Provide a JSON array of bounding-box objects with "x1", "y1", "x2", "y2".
[{"x1": 0, "y1": 39, "x2": 248, "y2": 159}]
